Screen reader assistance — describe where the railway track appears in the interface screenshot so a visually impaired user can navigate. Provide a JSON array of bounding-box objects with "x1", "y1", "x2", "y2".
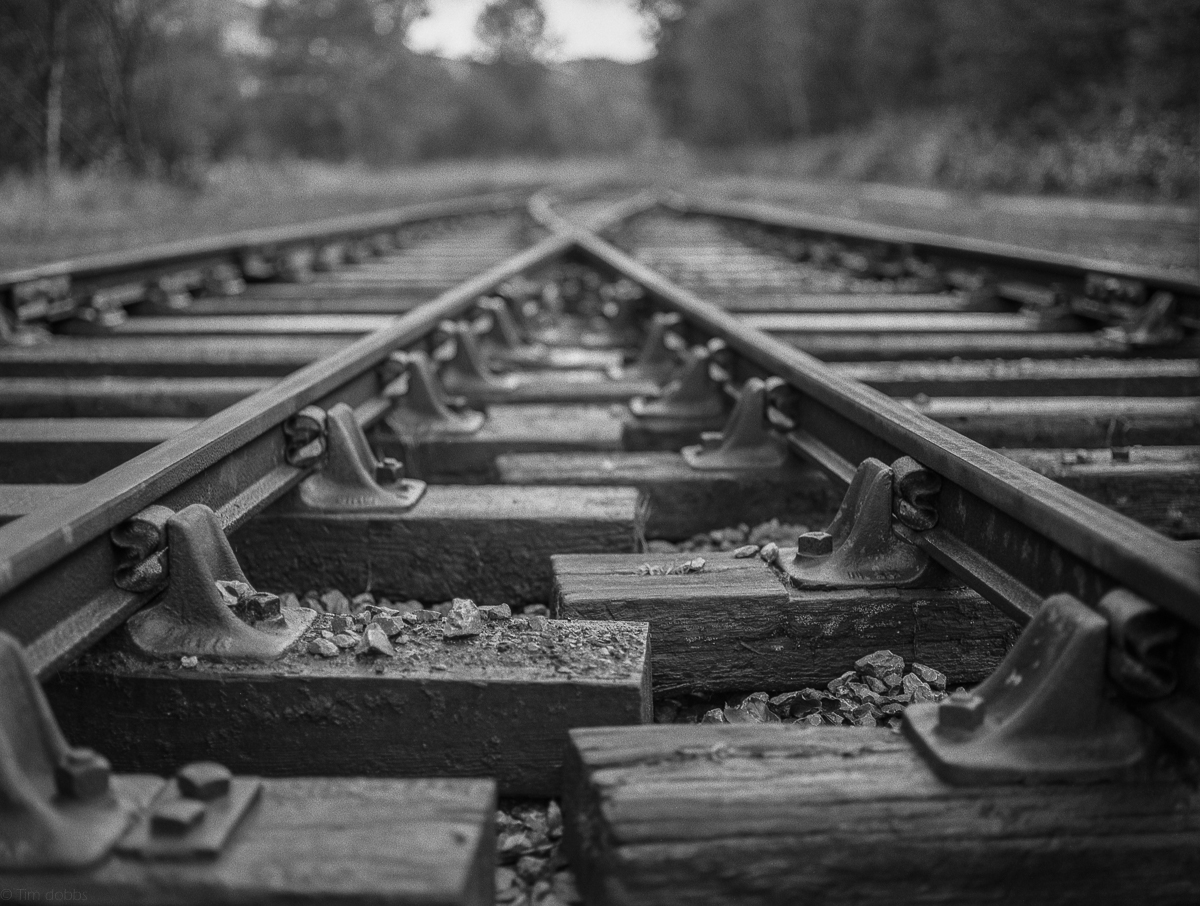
[{"x1": 0, "y1": 185, "x2": 1197, "y2": 904}]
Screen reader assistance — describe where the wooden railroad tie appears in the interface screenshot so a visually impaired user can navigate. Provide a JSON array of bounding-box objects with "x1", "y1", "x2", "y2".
[{"x1": 553, "y1": 549, "x2": 1019, "y2": 695}]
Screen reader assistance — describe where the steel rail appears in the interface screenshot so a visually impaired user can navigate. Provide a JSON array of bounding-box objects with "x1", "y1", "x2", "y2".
[
  {"x1": 670, "y1": 193, "x2": 1200, "y2": 314},
  {"x1": 0, "y1": 192, "x2": 524, "y2": 307},
  {"x1": 0, "y1": 194, "x2": 657, "y2": 678},
  {"x1": 542, "y1": 216, "x2": 1199, "y2": 626}
]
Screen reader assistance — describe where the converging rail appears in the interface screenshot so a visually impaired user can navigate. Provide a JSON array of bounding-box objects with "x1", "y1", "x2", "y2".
[{"x1": 1, "y1": 185, "x2": 1198, "y2": 904}]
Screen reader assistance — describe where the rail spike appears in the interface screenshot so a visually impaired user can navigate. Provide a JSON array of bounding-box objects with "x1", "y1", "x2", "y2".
[
  {"x1": 295, "y1": 402, "x2": 426, "y2": 512},
  {"x1": 383, "y1": 350, "x2": 486, "y2": 437},
  {"x1": 785, "y1": 456, "x2": 933, "y2": 588},
  {"x1": 0, "y1": 631, "x2": 134, "y2": 869},
  {"x1": 125, "y1": 504, "x2": 314, "y2": 662},
  {"x1": 681, "y1": 376, "x2": 787, "y2": 470}
]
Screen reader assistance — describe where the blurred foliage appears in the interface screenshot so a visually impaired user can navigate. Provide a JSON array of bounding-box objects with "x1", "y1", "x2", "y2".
[
  {"x1": 0, "y1": 0, "x2": 1194, "y2": 200},
  {"x1": 638, "y1": 0, "x2": 1198, "y2": 197},
  {"x1": 0, "y1": 0, "x2": 657, "y2": 177}
]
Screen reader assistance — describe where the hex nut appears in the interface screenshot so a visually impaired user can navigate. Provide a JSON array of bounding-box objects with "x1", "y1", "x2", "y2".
[
  {"x1": 54, "y1": 747, "x2": 112, "y2": 800},
  {"x1": 151, "y1": 799, "x2": 207, "y2": 835},
  {"x1": 937, "y1": 690, "x2": 986, "y2": 732},
  {"x1": 177, "y1": 761, "x2": 233, "y2": 801}
]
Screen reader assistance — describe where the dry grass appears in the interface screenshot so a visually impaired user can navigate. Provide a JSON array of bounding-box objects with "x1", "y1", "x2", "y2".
[
  {"x1": 0, "y1": 157, "x2": 652, "y2": 270},
  {"x1": 2, "y1": 152, "x2": 1195, "y2": 278}
]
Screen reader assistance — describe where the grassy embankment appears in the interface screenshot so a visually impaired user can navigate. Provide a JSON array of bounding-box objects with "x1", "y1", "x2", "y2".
[
  {"x1": 0, "y1": 157, "x2": 652, "y2": 270},
  {"x1": 1, "y1": 140, "x2": 1196, "y2": 278}
]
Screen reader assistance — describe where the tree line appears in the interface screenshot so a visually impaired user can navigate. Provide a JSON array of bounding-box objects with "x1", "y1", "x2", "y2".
[
  {"x1": 0, "y1": 0, "x2": 656, "y2": 181},
  {"x1": 639, "y1": 0, "x2": 1197, "y2": 145},
  {"x1": 3, "y1": 0, "x2": 1194, "y2": 195}
]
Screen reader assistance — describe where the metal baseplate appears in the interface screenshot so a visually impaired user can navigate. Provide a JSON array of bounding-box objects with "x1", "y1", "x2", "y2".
[
  {"x1": 785, "y1": 455, "x2": 937, "y2": 588},
  {"x1": 904, "y1": 591, "x2": 1158, "y2": 784},
  {"x1": 681, "y1": 377, "x2": 787, "y2": 470},
  {"x1": 0, "y1": 631, "x2": 260, "y2": 869},
  {"x1": 118, "y1": 503, "x2": 315, "y2": 661},
  {"x1": 291, "y1": 402, "x2": 426, "y2": 512},
  {"x1": 382, "y1": 350, "x2": 486, "y2": 436}
]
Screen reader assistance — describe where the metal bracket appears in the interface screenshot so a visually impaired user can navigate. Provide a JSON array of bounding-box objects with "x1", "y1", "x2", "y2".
[
  {"x1": 1103, "y1": 291, "x2": 1184, "y2": 348},
  {"x1": 276, "y1": 246, "x2": 314, "y2": 283},
  {"x1": 623, "y1": 312, "x2": 683, "y2": 381},
  {"x1": 0, "y1": 631, "x2": 134, "y2": 869},
  {"x1": 117, "y1": 761, "x2": 261, "y2": 860},
  {"x1": 383, "y1": 350, "x2": 485, "y2": 436},
  {"x1": 477, "y1": 295, "x2": 551, "y2": 368},
  {"x1": 439, "y1": 320, "x2": 519, "y2": 396},
  {"x1": 629, "y1": 346, "x2": 726, "y2": 422},
  {"x1": 204, "y1": 264, "x2": 245, "y2": 297},
  {"x1": 681, "y1": 377, "x2": 787, "y2": 470},
  {"x1": 123, "y1": 503, "x2": 314, "y2": 661},
  {"x1": 786, "y1": 457, "x2": 932, "y2": 588},
  {"x1": 904, "y1": 593, "x2": 1152, "y2": 784},
  {"x1": 295, "y1": 402, "x2": 426, "y2": 511},
  {"x1": 1099, "y1": 588, "x2": 1180, "y2": 699}
]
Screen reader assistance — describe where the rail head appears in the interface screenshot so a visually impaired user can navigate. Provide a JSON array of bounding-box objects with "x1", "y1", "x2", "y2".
[{"x1": 669, "y1": 192, "x2": 1200, "y2": 318}]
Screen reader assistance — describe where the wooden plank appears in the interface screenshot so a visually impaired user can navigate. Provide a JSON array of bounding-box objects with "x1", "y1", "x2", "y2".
[
  {"x1": 0, "y1": 336, "x2": 347, "y2": 377},
  {"x1": 718, "y1": 292, "x2": 973, "y2": 313},
  {"x1": 553, "y1": 551, "x2": 1018, "y2": 694},
  {"x1": 235, "y1": 485, "x2": 646, "y2": 606},
  {"x1": 182, "y1": 291, "x2": 429, "y2": 314},
  {"x1": 908, "y1": 396, "x2": 1200, "y2": 447},
  {"x1": 1002, "y1": 446, "x2": 1200, "y2": 538},
  {"x1": 0, "y1": 376, "x2": 272, "y2": 418},
  {"x1": 781, "y1": 332, "x2": 1200, "y2": 361},
  {"x1": 563, "y1": 725, "x2": 1200, "y2": 906},
  {"x1": 46, "y1": 618, "x2": 651, "y2": 796},
  {"x1": 452, "y1": 370, "x2": 657, "y2": 406},
  {"x1": 495, "y1": 451, "x2": 841, "y2": 540},
  {"x1": 0, "y1": 405, "x2": 625, "y2": 484},
  {"x1": 14, "y1": 774, "x2": 496, "y2": 905},
  {"x1": 742, "y1": 311, "x2": 1043, "y2": 333},
  {"x1": 837, "y1": 358, "x2": 1200, "y2": 398},
  {"x1": 70, "y1": 313, "x2": 400, "y2": 336},
  {"x1": 387, "y1": 405, "x2": 625, "y2": 482}
]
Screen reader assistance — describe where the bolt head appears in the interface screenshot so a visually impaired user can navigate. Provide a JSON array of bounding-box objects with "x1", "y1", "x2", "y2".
[
  {"x1": 177, "y1": 761, "x2": 232, "y2": 801},
  {"x1": 55, "y1": 747, "x2": 111, "y2": 800},
  {"x1": 937, "y1": 690, "x2": 986, "y2": 733},
  {"x1": 151, "y1": 798, "x2": 206, "y2": 835},
  {"x1": 375, "y1": 457, "x2": 404, "y2": 485},
  {"x1": 795, "y1": 531, "x2": 834, "y2": 558}
]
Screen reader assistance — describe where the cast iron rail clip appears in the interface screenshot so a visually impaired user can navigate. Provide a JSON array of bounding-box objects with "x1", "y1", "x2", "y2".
[
  {"x1": 682, "y1": 376, "x2": 788, "y2": 470},
  {"x1": 0, "y1": 631, "x2": 260, "y2": 867},
  {"x1": 628, "y1": 344, "x2": 726, "y2": 423},
  {"x1": 787, "y1": 455, "x2": 939, "y2": 588},
  {"x1": 0, "y1": 631, "x2": 131, "y2": 869},
  {"x1": 439, "y1": 319, "x2": 519, "y2": 395},
  {"x1": 290, "y1": 402, "x2": 426, "y2": 512},
  {"x1": 114, "y1": 503, "x2": 314, "y2": 661},
  {"x1": 382, "y1": 350, "x2": 486, "y2": 436},
  {"x1": 903, "y1": 590, "x2": 1165, "y2": 784}
]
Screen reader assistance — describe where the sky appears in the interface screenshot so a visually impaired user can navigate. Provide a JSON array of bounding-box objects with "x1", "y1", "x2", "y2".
[{"x1": 406, "y1": 0, "x2": 654, "y2": 63}]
